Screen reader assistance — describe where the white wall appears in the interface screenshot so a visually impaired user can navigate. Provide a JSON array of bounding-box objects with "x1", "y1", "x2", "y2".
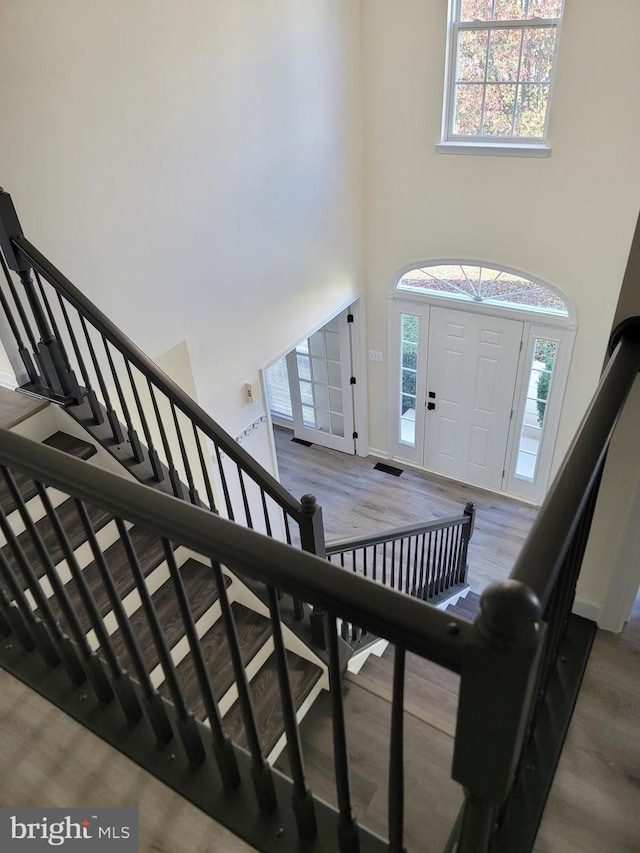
[
  {"x1": 361, "y1": 0, "x2": 640, "y2": 475},
  {"x1": 0, "y1": 0, "x2": 364, "y2": 471}
]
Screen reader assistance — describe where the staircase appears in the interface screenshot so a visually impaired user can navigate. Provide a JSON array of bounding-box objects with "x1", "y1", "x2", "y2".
[{"x1": 0, "y1": 391, "x2": 326, "y2": 767}]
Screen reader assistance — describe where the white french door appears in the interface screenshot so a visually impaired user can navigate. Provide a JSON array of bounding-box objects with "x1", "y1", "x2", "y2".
[
  {"x1": 286, "y1": 308, "x2": 356, "y2": 453},
  {"x1": 424, "y1": 307, "x2": 523, "y2": 490}
]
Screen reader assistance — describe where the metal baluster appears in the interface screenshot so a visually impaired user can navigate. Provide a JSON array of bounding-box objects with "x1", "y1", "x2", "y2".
[
  {"x1": 34, "y1": 271, "x2": 81, "y2": 402},
  {"x1": 391, "y1": 540, "x2": 396, "y2": 590},
  {"x1": 214, "y1": 445, "x2": 234, "y2": 520},
  {"x1": 115, "y1": 519, "x2": 204, "y2": 765},
  {"x1": 170, "y1": 403, "x2": 199, "y2": 504},
  {"x1": 266, "y1": 586, "x2": 317, "y2": 841},
  {"x1": 0, "y1": 252, "x2": 38, "y2": 383},
  {"x1": 32, "y1": 484, "x2": 114, "y2": 704},
  {"x1": 0, "y1": 548, "x2": 40, "y2": 655},
  {"x1": 193, "y1": 424, "x2": 217, "y2": 511},
  {"x1": 283, "y1": 512, "x2": 292, "y2": 545},
  {"x1": 124, "y1": 361, "x2": 163, "y2": 481},
  {"x1": 209, "y1": 558, "x2": 276, "y2": 813},
  {"x1": 102, "y1": 343, "x2": 144, "y2": 462},
  {"x1": 418, "y1": 533, "x2": 427, "y2": 598},
  {"x1": 399, "y1": 538, "x2": 405, "y2": 592},
  {"x1": 388, "y1": 646, "x2": 406, "y2": 853},
  {"x1": 325, "y1": 612, "x2": 360, "y2": 852},
  {"x1": 0, "y1": 586, "x2": 13, "y2": 637},
  {"x1": 363, "y1": 546, "x2": 368, "y2": 580},
  {"x1": 161, "y1": 542, "x2": 240, "y2": 789},
  {"x1": 56, "y1": 296, "x2": 103, "y2": 423},
  {"x1": 80, "y1": 316, "x2": 125, "y2": 443},
  {"x1": 436, "y1": 529, "x2": 446, "y2": 595},
  {"x1": 373, "y1": 543, "x2": 379, "y2": 584},
  {"x1": 382, "y1": 542, "x2": 387, "y2": 586},
  {"x1": 0, "y1": 469, "x2": 84, "y2": 683},
  {"x1": 237, "y1": 467, "x2": 253, "y2": 528},
  {"x1": 146, "y1": 381, "x2": 183, "y2": 498},
  {"x1": 75, "y1": 501, "x2": 171, "y2": 740},
  {"x1": 260, "y1": 490, "x2": 273, "y2": 537}
]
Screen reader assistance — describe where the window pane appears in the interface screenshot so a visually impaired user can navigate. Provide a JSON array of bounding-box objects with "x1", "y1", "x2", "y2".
[
  {"x1": 494, "y1": 0, "x2": 527, "y2": 19},
  {"x1": 487, "y1": 28, "x2": 523, "y2": 82},
  {"x1": 326, "y1": 330, "x2": 340, "y2": 361},
  {"x1": 316, "y1": 409, "x2": 331, "y2": 434},
  {"x1": 299, "y1": 379, "x2": 313, "y2": 406},
  {"x1": 331, "y1": 413, "x2": 345, "y2": 438},
  {"x1": 311, "y1": 357, "x2": 328, "y2": 385},
  {"x1": 454, "y1": 83, "x2": 484, "y2": 135},
  {"x1": 402, "y1": 342, "x2": 418, "y2": 370},
  {"x1": 329, "y1": 387, "x2": 343, "y2": 414},
  {"x1": 265, "y1": 356, "x2": 292, "y2": 419},
  {"x1": 297, "y1": 353, "x2": 310, "y2": 380},
  {"x1": 328, "y1": 361, "x2": 342, "y2": 388},
  {"x1": 309, "y1": 331, "x2": 326, "y2": 358},
  {"x1": 457, "y1": 29, "x2": 488, "y2": 82},
  {"x1": 460, "y1": 0, "x2": 494, "y2": 21},
  {"x1": 520, "y1": 27, "x2": 556, "y2": 81},
  {"x1": 527, "y1": 0, "x2": 562, "y2": 19},
  {"x1": 314, "y1": 384, "x2": 329, "y2": 411},
  {"x1": 402, "y1": 369, "x2": 417, "y2": 396},
  {"x1": 514, "y1": 83, "x2": 549, "y2": 137},
  {"x1": 302, "y1": 405, "x2": 315, "y2": 428},
  {"x1": 482, "y1": 83, "x2": 517, "y2": 135},
  {"x1": 401, "y1": 313, "x2": 419, "y2": 343}
]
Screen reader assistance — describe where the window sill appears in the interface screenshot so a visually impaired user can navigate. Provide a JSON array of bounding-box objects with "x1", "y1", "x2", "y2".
[{"x1": 435, "y1": 141, "x2": 551, "y2": 158}]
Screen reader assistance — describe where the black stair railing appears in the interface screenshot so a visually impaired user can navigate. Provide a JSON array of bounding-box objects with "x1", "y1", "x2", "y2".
[
  {"x1": 326, "y1": 503, "x2": 475, "y2": 646},
  {"x1": 0, "y1": 425, "x2": 470, "y2": 853},
  {"x1": 0, "y1": 189, "x2": 310, "y2": 553}
]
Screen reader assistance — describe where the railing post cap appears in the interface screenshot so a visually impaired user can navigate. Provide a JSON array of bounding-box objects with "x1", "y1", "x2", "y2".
[
  {"x1": 301, "y1": 493, "x2": 318, "y2": 512},
  {"x1": 478, "y1": 580, "x2": 541, "y2": 649}
]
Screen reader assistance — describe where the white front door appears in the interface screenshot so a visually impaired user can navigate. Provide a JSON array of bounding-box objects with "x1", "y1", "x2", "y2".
[
  {"x1": 424, "y1": 307, "x2": 523, "y2": 489},
  {"x1": 286, "y1": 308, "x2": 356, "y2": 453}
]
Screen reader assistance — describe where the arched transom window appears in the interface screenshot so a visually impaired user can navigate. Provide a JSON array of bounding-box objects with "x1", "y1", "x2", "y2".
[{"x1": 397, "y1": 263, "x2": 568, "y2": 316}]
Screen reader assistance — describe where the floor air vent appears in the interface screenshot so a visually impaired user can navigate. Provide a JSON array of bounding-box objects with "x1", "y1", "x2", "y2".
[
  {"x1": 374, "y1": 462, "x2": 403, "y2": 477},
  {"x1": 291, "y1": 437, "x2": 313, "y2": 447}
]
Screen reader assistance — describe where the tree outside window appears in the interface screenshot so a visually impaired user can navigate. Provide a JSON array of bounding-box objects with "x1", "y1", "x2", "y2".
[{"x1": 443, "y1": 0, "x2": 564, "y2": 144}]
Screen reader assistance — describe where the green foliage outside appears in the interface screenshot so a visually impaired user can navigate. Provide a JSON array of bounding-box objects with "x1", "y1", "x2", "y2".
[{"x1": 536, "y1": 359, "x2": 553, "y2": 425}]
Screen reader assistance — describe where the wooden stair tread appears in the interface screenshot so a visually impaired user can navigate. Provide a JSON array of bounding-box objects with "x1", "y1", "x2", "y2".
[
  {"x1": 109, "y1": 559, "x2": 230, "y2": 672},
  {"x1": 0, "y1": 387, "x2": 48, "y2": 430},
  {"x1": 163, "y1": 602, "x2": 272, "y2": 719},
  {"x1": 1, "y1": 498, "x2": 112, "y2": 581},
  {"x1": 446, "y1": 591, "x2": 481, "y2": 620},
  {"x1": 46, "y1": 526, "x2": 172, "y2": 635},
  {"x1": 42, "y1": 431, "x2": 97, "y2": 460},
  {"x1": 223, "y1": 650, "x2": 323, "y2": 757}
]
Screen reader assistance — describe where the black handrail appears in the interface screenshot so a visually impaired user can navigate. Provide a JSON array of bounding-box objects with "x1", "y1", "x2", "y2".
[
  {"x1": 325, "y1": 511, "x2": 471, "y2": 554},
  {"x1": 0, "y1": 427, "x2": 469, "y2": 670}
]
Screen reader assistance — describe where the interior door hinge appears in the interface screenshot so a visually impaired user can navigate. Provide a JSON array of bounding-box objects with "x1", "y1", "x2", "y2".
[
  {"x1": 350, "y1": 376, "x2": 356, "y2": 385},
  {"x1": 347, "y1": 313, "x2": 354, "y2": 323},
  {"x1": 352, "y1": 431, "x2": 358, "y2": 440},
  {"x1": 510, "y1": 408, "x2": 513, "y2": 420}
]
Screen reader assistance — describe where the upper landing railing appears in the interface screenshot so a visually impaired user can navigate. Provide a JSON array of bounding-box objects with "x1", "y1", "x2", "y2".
[{"x1": 0, "y1": 189, "x2": 319, "y2": 562}]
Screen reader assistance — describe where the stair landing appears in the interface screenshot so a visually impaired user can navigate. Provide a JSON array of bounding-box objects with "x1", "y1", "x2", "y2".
[{"x1": 0, "y1": 387, "x2": 49, "y2": 429}]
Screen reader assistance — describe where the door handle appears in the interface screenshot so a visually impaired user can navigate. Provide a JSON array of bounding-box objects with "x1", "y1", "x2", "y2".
[{"x1": 427, "y1": 402, "x2": 436, "y2": 411}]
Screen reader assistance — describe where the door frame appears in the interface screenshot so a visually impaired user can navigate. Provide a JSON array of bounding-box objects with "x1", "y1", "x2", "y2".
[
  {"x1": 261, "y1": 297, "x2": 369, "y2": 459},
  {"x1": 388, "y1": 290, "x2": 575, "y2": 504}
]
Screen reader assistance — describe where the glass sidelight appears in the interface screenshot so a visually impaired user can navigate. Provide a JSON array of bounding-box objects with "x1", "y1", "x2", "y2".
[
  {"x1": 515, "y1": 337, "x2": 558, "y2": 481},
  {"x1": 399, "y1": 313, "x2": 420, "y2": 446}
]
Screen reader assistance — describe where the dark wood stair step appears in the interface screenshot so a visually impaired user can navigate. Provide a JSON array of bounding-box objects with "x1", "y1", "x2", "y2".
[
  {"x1": 162, "y1": 601, "x2": 272, "y2": 719},
  {"x1": 0, "y1": 431, "x2": 98, "y2": 516},
  {"x1": 223, "y1": 649, "x2": 323, "y2": 757},
  {"x1": 446, "y1": 591, "x2": 481, "y2": 620},
  {"x1": 1, "y1": 498, "x2": 112, "y2": 582},
  {"x1": 44, "y1": 526, "x2": 173, "y2": 636},
  {"x1": 109, "y1": 559, "x2": 230, "y2": 673},
  {"x1": 42, "y1": 431, "x2": 97, "y2": 460}
]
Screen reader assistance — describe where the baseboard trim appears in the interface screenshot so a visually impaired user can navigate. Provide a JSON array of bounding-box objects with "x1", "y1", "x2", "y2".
[
  {"x1": 0, "y1": 369, "x2": 17, "y2": 390},
  {"x1": 572, "y1": 594, "x2": 601, "y2": 623}
]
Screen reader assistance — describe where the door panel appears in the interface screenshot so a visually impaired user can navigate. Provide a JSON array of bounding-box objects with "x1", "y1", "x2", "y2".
[
  {"x1": 287, "y1": 309, "x2": 355, "y2": 453},
  {"x1": 424, "y1": 307, "x2": 523, "y2": 489}
]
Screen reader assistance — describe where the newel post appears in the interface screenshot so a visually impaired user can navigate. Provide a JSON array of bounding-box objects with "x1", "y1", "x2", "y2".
[
  {"x1": 458, "y1": 501, "x2": 476, "y2": 585},
  {"x1": 0, "y1": 189, "x2": 81, "y2": 402},
  {"x1": 452, "y1": 580, "x2": 544, "y2": 853},
  {"x1": 298, "y1": 494, "x2": 328, "y2": 648}
]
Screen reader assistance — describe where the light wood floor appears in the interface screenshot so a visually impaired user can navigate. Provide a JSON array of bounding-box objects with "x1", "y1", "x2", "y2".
[
  {"x1": 274, "y1": 427, "x2": 640, "y2": 853},
  {"x1": 273, "y1": 425, "x2": 539, "y2": 594}
]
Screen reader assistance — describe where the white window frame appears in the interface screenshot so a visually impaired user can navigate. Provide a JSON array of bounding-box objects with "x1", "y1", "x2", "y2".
[{"x1": 438, "y1": 0, "x2": 564, "y2": 156}]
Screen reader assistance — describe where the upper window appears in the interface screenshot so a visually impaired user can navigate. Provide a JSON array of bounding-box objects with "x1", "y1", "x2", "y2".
[
  {"x1": 442, "y1": 0, "x2": 564, "y2": 148},
  {"x1": 397, "y1": 263, "x2": 568, "y2": 316}
]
